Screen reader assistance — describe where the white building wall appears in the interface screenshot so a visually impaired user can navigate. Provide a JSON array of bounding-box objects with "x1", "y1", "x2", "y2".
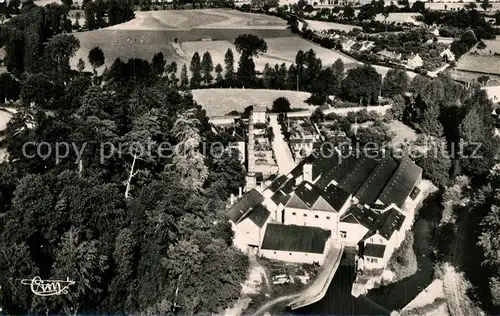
[
  {"x1": 365, "y1": 233, "x2": 388, "y2": 246},
  {"x1": 338, "y1": 222, "x2": 369, "y2": 246},
  {"x1": 364, "y1": 255, "x2": 385, "y2": 269},
  {"x1": 338, "y1": 196, "x2": 353, "y2": 216},
  {"x1": 283, "y1": 207, "x2": 338, "y2": 232},
  {"x1": 259, "y1": 249, "x2": 327, "y2": 265},
  {"x1": 232, "y1": 219, "x2": 266, "y2": 251},
  {"x1": 253, "y1": 111, "x2": 267, "y2": 124}
]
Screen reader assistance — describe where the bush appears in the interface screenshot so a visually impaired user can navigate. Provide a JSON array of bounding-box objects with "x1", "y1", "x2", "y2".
[
  {"x1": 388, "y1": 231, "x2": 418, "y2": 279},
  {"x1": 272, "y1": 97, "x2": 291, "y2": 113},
  {"x1": 254, "y1": 122, "x2": 267, "y2": 129}
]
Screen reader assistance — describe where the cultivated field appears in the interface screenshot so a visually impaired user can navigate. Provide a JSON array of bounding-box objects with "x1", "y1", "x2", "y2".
[
  {"x1": 180, "y1": 36, "x2": 359, "y2": 73},
  {"x1": 192, "y1": 88, "x2": 314, "y2": 117},
  {"x1": 70, "y1": 9, "x2": 293, "y2": 74},
  {"x1": 457, "y1": 39, "x2": 500, "y2": 76},
  {"x1": 425, "y1": 2, "x2": 500, "y2": 11},
  {"x1": 304, "y1": 19, "x2": 361, "y2": 32},
  {"x1": 374, "y1": 13, "x2": 422, "y2": 25},
  {"x1": 387, "y1": 120, "x2": 418, "y2": 145},
  {"x1": 106, "y1": 9, "x2": 286, "y2": 31},
  {"x1": 0, "y1": 110, "x2": 12, "y2": 131}
]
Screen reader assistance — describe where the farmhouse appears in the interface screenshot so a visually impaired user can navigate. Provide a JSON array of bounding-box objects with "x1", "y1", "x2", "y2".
[
  {"x1": 378, "y1": 49, "x2": 402, "y2": 61},
  {"x1": 259, "y1": 224, "x2": 331, "y2": 265},
  {"x1": 227, "y1": 144, "x2": 423, "y2": 270},
  {"x1": 429, "y1": 25, "x2": 440, "y2": 37},
  {"x1": 405, "y1": 53, "x2": 423, "y2": 69},
  {"x1": 362, "y1": 207, "x2": 406, "y2": 269},
  {"x1": 440, "y1": 48, "x2": 455, "y2": 62}
]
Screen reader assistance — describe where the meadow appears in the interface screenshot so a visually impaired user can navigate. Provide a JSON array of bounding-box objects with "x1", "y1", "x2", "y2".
[
  {"x1": 191, "y1": 88, "x2": 314, "y2": 117},
  {"x1": 180, "y1": 36, "x2": 359, "y2": 73},
  {"x1": 456, "y1": 39, "x2": 500, "y2": 77},
  {"x1": 70, "y1": 9, "x2": 293, "y2": 74}
]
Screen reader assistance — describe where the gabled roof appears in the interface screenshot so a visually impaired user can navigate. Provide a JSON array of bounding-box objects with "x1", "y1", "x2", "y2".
[
  {"x1": 355, "y1": 155, "x2": 398, "y2": 205},
  {"x1": 268, "y1": 175, "x2": 288, "y2": 193},
  {"x1": 243, "y1": 204, "x2": 271, "y2": 228},
  {"x1": 364, "y1": 243, "x2": 386, "y2": 258},
  {"x1": 271, "y1": 190, "x2": 290, "y2": 206},
  {"x1": 280, "y1": 179, "x2": 296, "y2": 195},
  {"x1": 286, "y1": 181, "x2": 346, "y2": 213},
  {"x1": 351, "y1": 42, "x2": 363, "y2": 51},
  {"x1": 323, "y1": 184, "x2": 351, "y2": 212},
  {"x1": 376, "y1": 207, "x2": 406, "y2": 240},
  {"x1": 260, "y1": 224, "x2": 331, "y2": 254},
  {"x1": 315, "y1": 154, "x2": 357, "y2": 190},
  {"x1": 378, "y1": 156, "x2": 422, "y2": 208},
  {"x1": 340, "y1": 204, "x2": 380, "y2": 231},
  {"x1": 226, "y1": 189, "x2": 265, "y2": 223},
  {"x1": 311, "y1": 147, "x2": 339, "y2": 180},
  {"x1": 290, "y1": 181, "x2": 324, "y2": 209},
  {"x1": 338, "y1": 156, "x2": 378, "y2": 194}
]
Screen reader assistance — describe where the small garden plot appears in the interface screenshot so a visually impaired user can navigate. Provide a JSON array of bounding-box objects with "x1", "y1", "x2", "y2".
[{"x1": 191, "y1": 88, "x2": 314, "y2": 117}]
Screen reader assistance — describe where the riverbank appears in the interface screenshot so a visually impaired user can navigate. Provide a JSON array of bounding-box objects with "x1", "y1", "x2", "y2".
[
  {"x1": 352, "y1": 180, "x2": 437, "y2": 297},
  {"x1": 365, "y1": 192, "x2": 442, "y2": 311}
]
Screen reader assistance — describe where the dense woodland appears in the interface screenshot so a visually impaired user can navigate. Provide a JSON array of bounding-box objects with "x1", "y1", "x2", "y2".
[
  {"x1": 0, "y1": 3, "x2": 249, "y2": 315},
  {"x1": 1, "y1": 1, "x2": 500, "y2": 314}
]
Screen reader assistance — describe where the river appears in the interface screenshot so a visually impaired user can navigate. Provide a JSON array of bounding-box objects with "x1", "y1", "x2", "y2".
[{"x1": 292, "y1": 194, "x2": 441, "y2": 315}]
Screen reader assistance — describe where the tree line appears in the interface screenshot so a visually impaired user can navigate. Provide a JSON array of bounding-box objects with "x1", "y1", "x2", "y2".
[
  {"x1": 0, "y1": 36, "x2": 249, "y2": 316},
  {"x1": 0, "y1": 4, "x2": 250, "y2": 314}
]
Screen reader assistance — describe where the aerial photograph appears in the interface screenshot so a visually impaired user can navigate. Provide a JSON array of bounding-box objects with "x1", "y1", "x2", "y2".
[{"x1": 0, "y1": 0, "x2": 499, "y2": 314}]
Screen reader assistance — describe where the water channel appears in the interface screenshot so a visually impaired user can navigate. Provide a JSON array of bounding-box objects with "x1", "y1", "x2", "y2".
[{"x1": 292, "y1": 194, "x2": 441, "y2": 315}]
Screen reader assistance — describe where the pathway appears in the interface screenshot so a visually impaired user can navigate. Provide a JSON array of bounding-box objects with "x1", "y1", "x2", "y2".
[
  {"x1": 269, "y1": 114, "x2": 296, "y2": 175},
  {"x1": 288, "y1": 242, "x2": 344, "y2": 310}
]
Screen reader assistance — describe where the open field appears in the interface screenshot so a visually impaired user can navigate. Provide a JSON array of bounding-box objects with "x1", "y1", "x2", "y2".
[
  {"x1": 0, "y1": 110, "x2": 12, "y2": 131},
  {"x1": 374, "y1": 13, "x2": 422, "y2": 24},
  {"x1": 192, "y1": 88, "x2": 314, "y2": 117},
  {"x1": 107, "y1": 9, "x2": 286, "y2": 31},
  {"x1": 70, "y1": 28, "x2": 293, "y2": 74},
  {"x1": 425, "y1": 2, "x2": 500, "y2": 11},
  {"x1": 70, "y1": 9, "x2": 292, "y2": 74},
  {"x1": 388, "y1": 120, "x2": 418, "y2": 145},
  {"x1": 304, "y1": 19, "x2": 360, "y2": 32},
  {"x1": 181, "y1": 36, "x2": 359, "y2": 73},
  {"x1": 457, "y1": 40, "x2": 500, "y2": 76}
]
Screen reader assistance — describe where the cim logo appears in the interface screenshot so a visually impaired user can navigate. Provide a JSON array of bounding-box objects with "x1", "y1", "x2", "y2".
[{"x1": 21, "y1": 276, "x2": 75, "y2": 296}]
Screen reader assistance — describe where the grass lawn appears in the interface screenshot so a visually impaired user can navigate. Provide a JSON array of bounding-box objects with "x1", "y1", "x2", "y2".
[
  {"x1": 192, "y1": 88, "x2": 314, "y2": 117},
  {"x1": 304, "y1": 19, "x2": 360, "y2": 32},
  {"x1": 374, "y1": 13, "x2": 422, "y2": 24},
  {"x1": 180, "y1": 36, "x2": 358, "y2": 73},
  {"x1": 0, "y1": 111, "x2": 12, "y2": 131},
  {"x1": 425, "y1": 2, "x2": 500, "y2": 11},
  {"x1": 457, "y1": 39, "x2": 500, "y2": 76},
  {"x1": 388, "y1": 120, "x2": 418, "y2": 145},
  {"x1": 70, "y1": 9, "x2": 294, "y2": 74},
  {"x1": 105, "y1": 9, "x2": 286, "y2": 31}
]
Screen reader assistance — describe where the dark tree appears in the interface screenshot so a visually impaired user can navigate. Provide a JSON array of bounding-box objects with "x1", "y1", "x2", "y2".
[
  {"x1": 224, "y1": 48, "x2": 235, "y2": 83},
  {"x1": 215, "y1": 63, "x2": 223, "y2": 85},
  {"x1": 190, "y1": 52, "x2": 202, "y2": 88},
  {"x1": 88, "y1": 46, "x2": 105, "y2": 74},
  {"x1": 272, "y1": 97, "x2": 291, "y2": 113},
  {"x1": 151, "y1": 52, "x2": 166, "y2": 76},
  {"x1": 236, "y1": 53, "x2": 256, "y2": 87},
  {"x1": 382, "y1": 69, "x2": 409, "y2": 98},
  {"x1": 234, "y1": 34, "x2": 267, "y2": 56},
  {"x1": 180, "y1": 63, "x2": 189, "y2": 89},
  {"x1": 0, "y1": 73, "x2": 20, "y2": 102},
  {"x1": 341, "y1": 64, "x2": 382, "y2": 105},
  {"x1": 201, "y1": 51, "x2": 214, "y2": 84}
]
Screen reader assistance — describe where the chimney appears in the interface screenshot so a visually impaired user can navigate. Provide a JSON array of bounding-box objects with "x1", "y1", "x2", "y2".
[
  {"x1": 230, "y1": 193, "x2": 235, "y2": 205},
  {"x1": 303, "y1": 163, "x2": 313, "y2": 183},
  {"x1": 238, "y1": 187, "x2": 242, "y2": 198}
]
